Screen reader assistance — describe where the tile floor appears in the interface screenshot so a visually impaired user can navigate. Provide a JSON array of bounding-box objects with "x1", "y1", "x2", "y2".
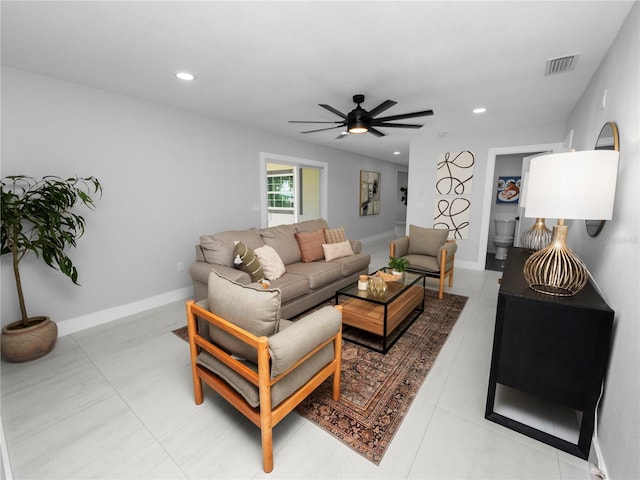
[{"x1": 1, "y1": 240, "x2": 595, "y2": 479}]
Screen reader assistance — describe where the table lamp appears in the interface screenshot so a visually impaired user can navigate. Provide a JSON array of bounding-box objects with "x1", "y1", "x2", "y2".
[
  {"x1": 519, "y1": 171, "x2": 552, "y2": 251},
  {"x1": 523, "y1": 150, "x2": 619, "y2": 296}
]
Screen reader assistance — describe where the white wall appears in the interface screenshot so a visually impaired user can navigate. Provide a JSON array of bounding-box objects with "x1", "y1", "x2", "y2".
[
  {"x1": 0, "y1": 67, "x2": 403, "y2": 332},
  {"x1": 408, "y1": 123, "x2": 565, "y2": 269},
  {"x1": 564, "y1": 4, "x2": 639, "y2": 479}
]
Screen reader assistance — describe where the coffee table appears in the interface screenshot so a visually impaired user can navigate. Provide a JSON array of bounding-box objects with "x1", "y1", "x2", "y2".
[{"x1": 335, "y1": 270, "x2": 426, "y2": 353}]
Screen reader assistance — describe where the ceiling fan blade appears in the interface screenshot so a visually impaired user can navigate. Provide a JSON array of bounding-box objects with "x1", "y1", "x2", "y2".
[
  {"x1": 301, "y1": 125, "x2": 345, "y2": 134},
  {"x1": 335, "y1": 132, "x2": 349, "y2": 140},
  {"x1": 374, "y1": 109, "x2": 434, "y2": 122},
  {"x1": 289, "y1": 120, "x2": 344, "y2": 124},
  {"x1": 371, "y1": 122, "x2": 424, "y2": 129},
  {"x1": 319, "y1": 104, "x2": 348, "y2": 119},
  {"x1": 368, "y1": 127, "x2": 385, "y2": 137},
  {"x1": 368, "y1": 100, "x2": 397, "y2": 118}
]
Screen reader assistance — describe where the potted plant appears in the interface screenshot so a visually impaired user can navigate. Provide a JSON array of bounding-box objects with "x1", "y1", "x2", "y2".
[
  {"x1": 1, "y1": 175, "x2": 102, "y2": 362},
  {"x1": 388, "y1": 256, "x2": 410, "y2": 275}
]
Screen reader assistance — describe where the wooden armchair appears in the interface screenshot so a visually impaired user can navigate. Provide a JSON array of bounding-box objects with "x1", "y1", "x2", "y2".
[
  {"x1": 186, "y1": 271, "x2": 342, "y2": 473},
  {"x1": 390, "y1": 225, "x2": 457, "y2": 299}
]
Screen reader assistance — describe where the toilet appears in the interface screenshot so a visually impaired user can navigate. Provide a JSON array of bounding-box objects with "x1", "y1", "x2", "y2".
[{"x1": 493, "y1": 218, "x2": 516, "y2": 260}]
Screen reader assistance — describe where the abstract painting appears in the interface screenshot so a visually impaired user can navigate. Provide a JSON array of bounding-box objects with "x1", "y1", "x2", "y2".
[
  {"x1": 436, "y1": 151, "x2": 475, "y2": 195},
  {"x1": 434, "y1": 197, "x2": 471, "y2": 239},
  {"x1": 360, "y1": 170, "x2": 380, "y2": 216}
]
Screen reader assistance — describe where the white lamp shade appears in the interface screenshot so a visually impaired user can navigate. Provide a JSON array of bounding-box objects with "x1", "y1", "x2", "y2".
[{"x1": 524, "y1": 150, "x2": 619, "y2": 220}]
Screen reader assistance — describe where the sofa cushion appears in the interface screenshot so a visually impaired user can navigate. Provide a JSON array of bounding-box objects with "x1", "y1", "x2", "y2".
[
  {"x1": 207, "y1": 270, "x2": 281, "y2": 362},
  {"x1": 408, "y1": 225, "x2": 449, "y2": 257},
  {"x1": 323, "y1": 227, "x2": 346, "y2": 244},
  {"x1": 254, "y1": 245, "x2": 286, "y2": 281},
  {"x1": 285, "y1": 261, "x2": 342, "y2": 289},
  {"x1": 325, "y1": 253, "x2": 371, "y2": 277},
  {"x1": 260, "y1": 224, "x2": 301, "y2": 265},
  {"x1": 200, "y1": 229, "x2": 263, "y2": 266},
  {"x1": 295, "y1": 218, "x2": 329, "y2": 233},
  {"x1": 264, "y1": 273, "x2": 310, "y2": 303},
  {"x1": 294, "y1": 230, "x2": 325, "y2": 263},
  {"x1": 233, "y1": 241, "x2": 264, "y2": 283},
  {"x1": 322, "y1": 240, "x2": 354, "y2": 261}
]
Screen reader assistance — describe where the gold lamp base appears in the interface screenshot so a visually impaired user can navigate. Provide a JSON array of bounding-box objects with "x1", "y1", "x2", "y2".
[
  {"x1": 523, "y1": 223, "x2": 588, "y2": 296},
  {"x1": 521, "y1": 218, "x2": 552, "y2": 251}
]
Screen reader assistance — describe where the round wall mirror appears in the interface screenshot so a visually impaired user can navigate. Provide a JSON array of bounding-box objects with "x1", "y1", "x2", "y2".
[{"x1": 586, "y1": 122, "x2": 619, "y2": 237}]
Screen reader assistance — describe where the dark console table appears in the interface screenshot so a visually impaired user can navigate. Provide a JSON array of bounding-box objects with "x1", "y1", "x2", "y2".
[{"x1": 485, "y1": 247, "x2": 614, "y2": 459}]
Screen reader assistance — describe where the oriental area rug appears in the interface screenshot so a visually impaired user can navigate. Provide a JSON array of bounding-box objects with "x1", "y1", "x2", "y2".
[{"x1": 173, "y1": 289, "x2": 468, "y2": 465}]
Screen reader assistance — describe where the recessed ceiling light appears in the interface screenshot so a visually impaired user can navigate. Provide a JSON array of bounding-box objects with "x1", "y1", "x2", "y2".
[
  {"x1": 176, "y1": 72, "x2": 195, "y2": 81},
  {"x1": 393, "y1": 151, "x2": 401, "y2": 155},
  {"x1": 473, "y1": 107, "x2": 487, "y2": 114}
]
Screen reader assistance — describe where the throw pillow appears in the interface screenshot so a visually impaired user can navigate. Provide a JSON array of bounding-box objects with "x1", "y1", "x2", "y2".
[
  {"x1": 322, "y1": 240, "x2": 354, "y2": 261},
  {"x1": 207, "y1": 270, "x2": 281, "y2": 362},
  {"x1": 254, "y1": 245, "x2": 286, "y2": 280},
  {"x1": 323, "y1": 227, "x2": 346, "y2": 244},
  {"x1": 408, "y1": 225, "x2": 449, "y2": 256},
  {"x1": 233, "y1": 241, "x2": 264, "y2": 283},
  {"x1": 294, "y1": 230, "x2": 325, "y2": 263}
]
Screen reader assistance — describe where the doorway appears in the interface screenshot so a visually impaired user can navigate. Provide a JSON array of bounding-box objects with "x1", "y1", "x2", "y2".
[
  {"x1": 479, "y1": 142, "x2": 563, "y2": 270},
  {"x1": 259, "y1": 153, "x2": 328, "y2": 228},
  {"x1": 485, "y1": 153, "x2": 543, "y2": 271}
]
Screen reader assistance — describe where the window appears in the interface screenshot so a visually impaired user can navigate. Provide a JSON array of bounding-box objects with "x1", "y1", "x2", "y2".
[
  {"x1": 267, "y1": 170, "x2": 294, "y2": 212},
  {"x1": 260, "y1": 152, "x2": 328, "y2": 228}
]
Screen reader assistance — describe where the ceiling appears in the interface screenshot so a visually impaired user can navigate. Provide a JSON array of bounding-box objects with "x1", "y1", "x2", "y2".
[{"x1": 1, "y1": 1, "x2": 634, "y2": 165}]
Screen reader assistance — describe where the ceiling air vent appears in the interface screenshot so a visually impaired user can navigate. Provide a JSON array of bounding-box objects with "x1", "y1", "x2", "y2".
[{"x1": 545, "y1": 53, "x2": 580, "y2": 76}]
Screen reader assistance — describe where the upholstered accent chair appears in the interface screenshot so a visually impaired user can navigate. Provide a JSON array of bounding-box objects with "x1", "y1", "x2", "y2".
[
  {"x1": 389, "y1": 225, "x2": 457, "y2": 299},
  {"x1": 186, "y1": 271, "x2": 342, "y2": 473}
]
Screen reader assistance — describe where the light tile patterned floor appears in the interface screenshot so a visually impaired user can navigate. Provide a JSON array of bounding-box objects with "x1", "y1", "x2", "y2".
[{"x1": 1, "y1": 239, "x2": 594, "y2": 479}]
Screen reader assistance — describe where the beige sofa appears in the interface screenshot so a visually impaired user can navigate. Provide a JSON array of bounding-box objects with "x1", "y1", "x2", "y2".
[{"x1": 189, "y1": 218, "x2": 370, "y2": 319}]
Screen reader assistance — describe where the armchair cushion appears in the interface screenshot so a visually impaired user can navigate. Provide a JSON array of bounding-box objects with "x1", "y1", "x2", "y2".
[
  {"x1": 269, "y1": 305, "x2": 341, "y2": 377},
  {"x1": 207, "y1": 270, "x2": 281, "y2": 362},
  {"x1": 408, "y1": 225, "x2": 449, "y2": 257},
  {"x1": 403, "y1": 254, "x2": 440, "y2": 273}
]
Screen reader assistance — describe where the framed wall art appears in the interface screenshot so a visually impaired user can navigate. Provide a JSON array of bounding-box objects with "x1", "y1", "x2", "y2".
[
  {"x1": 436, "y1": 151, "x2": 475, "y2": 195},
  {"x1": 496, "y1": 176, "x2": 521, "y2": 203},
  {"x1": 360, "y1": 170, "x2": 380, "y2": 216},
  {"x1": 434, "y1": 196, "x2": 471, "y2": 239}
]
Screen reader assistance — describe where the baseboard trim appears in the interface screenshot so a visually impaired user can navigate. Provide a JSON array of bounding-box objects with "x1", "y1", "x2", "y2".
[{"x1": 57, "y1": 286, "x2": 192, "y2": 337}]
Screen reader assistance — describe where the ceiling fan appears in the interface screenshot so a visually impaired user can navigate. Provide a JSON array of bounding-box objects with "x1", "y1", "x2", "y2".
[{"x1": 289, "y1": 94, "x2": 434, "y2": 139}]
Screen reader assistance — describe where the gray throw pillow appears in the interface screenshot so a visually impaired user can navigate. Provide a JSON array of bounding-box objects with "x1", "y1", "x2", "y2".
[
  {"x1": 207, "y1": 270, "x2": 281, "y2": 362},
  {"x1": 408, "y1": 225, "x2": 449, "y2": 257}
]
